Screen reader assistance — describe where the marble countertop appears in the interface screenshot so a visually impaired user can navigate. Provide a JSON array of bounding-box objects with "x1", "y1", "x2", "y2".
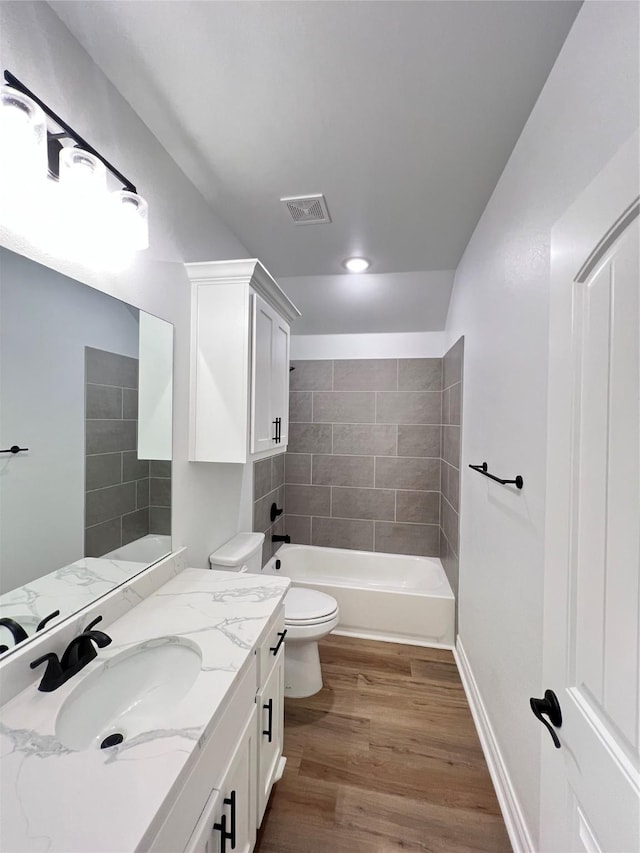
[
  {"x1": 0, "y1": 557, "x2": 149, "y2": 651},
  {"x1": 0, "y1": 568, "x2": 290, "y2": 852}
]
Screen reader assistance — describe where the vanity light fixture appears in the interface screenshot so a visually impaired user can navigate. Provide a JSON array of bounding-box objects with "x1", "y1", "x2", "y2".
[
  {"x1": 0, "y1": 71, "x2": 149, "y2": 261},
  {"x1": 343, "y1": 256, "x2": 371, "y2": 273}
]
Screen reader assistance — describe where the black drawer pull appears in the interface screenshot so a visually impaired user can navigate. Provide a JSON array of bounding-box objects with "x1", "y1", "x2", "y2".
[
  {"x1": 213, "y1": 790, "x2": 236, "y2": 851},
  {"x1": 269, "y1": 629, "x2": 287, "y2": 656},
  {"x1": 212, "y1": 812, "x2": 228, "y2": 853},
  {"x1": 263, "y1": 698, "x2": 273, "y2": 743}
]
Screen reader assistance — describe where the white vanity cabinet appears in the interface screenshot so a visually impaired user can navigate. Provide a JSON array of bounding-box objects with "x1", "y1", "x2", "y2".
[
  {"x1": 147, "y1": 602, "x2": 287, "y2": 853},
  {"x1": 186, "y1": 259, "x2": 300, "y2": 463}
]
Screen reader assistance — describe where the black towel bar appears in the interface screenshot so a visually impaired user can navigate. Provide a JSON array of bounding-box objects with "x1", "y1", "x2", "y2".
[{"x1": 469, "y1": 462, "x2": 523, "y2": 490}]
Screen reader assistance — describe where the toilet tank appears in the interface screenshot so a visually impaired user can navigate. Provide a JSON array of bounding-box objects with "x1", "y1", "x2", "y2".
[{"x1": 209, "y1": 532, "x2": 265, "y2": 573}]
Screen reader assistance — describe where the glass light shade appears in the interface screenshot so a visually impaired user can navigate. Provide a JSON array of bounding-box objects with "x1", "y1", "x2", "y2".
[
  {"x1": 0, "y1": 86, "x2": 48, "y2": 224},
  {"x1": 111, "y1": 190, "x2": 149, "y2": 251},
  {"x1": 59, "y1": 147, "x2": 107, "y2": 195}
]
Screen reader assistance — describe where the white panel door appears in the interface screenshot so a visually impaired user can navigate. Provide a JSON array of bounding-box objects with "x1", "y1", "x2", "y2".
[
  {"x1": 271, "y1": 315, "x2": 290, "y2": 449},
  {"x1": 542, "y1": 135, "x2": 640, "y2": 851},
  {"x1": 251, "y1": 293, "x2": 275, "y2": 454}
]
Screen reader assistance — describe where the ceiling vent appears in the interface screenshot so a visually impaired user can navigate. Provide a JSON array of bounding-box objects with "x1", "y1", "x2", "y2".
[{"x1": 281, "y1": 194, "x2": 331, "y2": 225}]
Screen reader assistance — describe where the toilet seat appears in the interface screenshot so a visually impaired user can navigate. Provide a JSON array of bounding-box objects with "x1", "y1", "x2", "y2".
[{"x1": 284, "y1": 588, "x2": 338, "y2": 626}]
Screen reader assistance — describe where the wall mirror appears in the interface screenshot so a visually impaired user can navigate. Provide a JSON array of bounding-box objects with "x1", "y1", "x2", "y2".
[{"x1": 0, "y1": 246, "x2": 173, "y2": 658}]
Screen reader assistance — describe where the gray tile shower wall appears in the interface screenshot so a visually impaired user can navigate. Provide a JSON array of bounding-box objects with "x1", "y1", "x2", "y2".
[
  {"x1": 440, "y1": 337, "x2": 464, "y2": 599},
  {"x1": 278, "y1": 358, "x2": 443, "y2": 558},
  {"x1": 84, "y1": 347, "x2": 171, "y2": 557},
  {"x1": 253, "y1": 454, "x2": 286, "y2": 566}
]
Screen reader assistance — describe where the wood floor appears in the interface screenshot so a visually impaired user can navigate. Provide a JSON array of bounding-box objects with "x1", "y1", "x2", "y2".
[{"x1": 255, "y1": 634, "x2": 511, "y2": 853}]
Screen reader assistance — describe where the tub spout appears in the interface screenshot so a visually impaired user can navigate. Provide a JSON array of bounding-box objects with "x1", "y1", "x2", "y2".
[{"x1": 272, "y1": 534, "x2": 291, "y2": 544}]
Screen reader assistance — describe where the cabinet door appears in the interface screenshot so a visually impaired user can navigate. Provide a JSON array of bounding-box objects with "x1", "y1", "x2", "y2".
[
  {"x1": 271, "y1": 314, "x2": 290, "y2": 449},
  {"x1": 187, "y1": 706, "x2": 257, "y2": 853},
  {"x1": 183, "y1": 789, "x2": 222, "y2": 853},
  {"x1": 256, "y1": 648, "x2": 285, "y2": 824},
  {"x1": 251, "y1": 294, "x2": 275, "y2": 454}
]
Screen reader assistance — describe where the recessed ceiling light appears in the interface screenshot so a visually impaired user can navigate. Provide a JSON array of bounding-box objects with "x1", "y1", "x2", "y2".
[{"x1": 343, "y1": 257, "x2": 370, "y2": 273}]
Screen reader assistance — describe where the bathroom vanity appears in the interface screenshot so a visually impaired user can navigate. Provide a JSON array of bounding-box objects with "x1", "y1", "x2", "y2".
[{"x1": 0, "y1": 563, "x2": 290, "y2": 852}]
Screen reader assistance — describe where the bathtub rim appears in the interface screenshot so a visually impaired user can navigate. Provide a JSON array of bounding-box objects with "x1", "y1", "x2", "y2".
[{"x1": 268, "y1": 542, "x2": 454, "y2": 601}]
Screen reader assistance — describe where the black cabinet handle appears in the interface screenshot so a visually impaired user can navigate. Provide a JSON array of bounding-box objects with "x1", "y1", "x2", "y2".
[
  {"x1": 212, "y1": 812, "x2": 228, "y2": 853},
  {"x1": 213, "y1": 790, "x2": 236, "y2": 851},
  {"x1": 226, "y1": 790, "x2": 236, "y2": 850},
  {"x1": 269, "y1": 629, "x2": 287, "y2": 656},
  {"x1": 530, "y1": 689, "x2": 562, "y2": 748},
  {"x1": 263, "y1": 698, "x2": 273, "y2": 743}
]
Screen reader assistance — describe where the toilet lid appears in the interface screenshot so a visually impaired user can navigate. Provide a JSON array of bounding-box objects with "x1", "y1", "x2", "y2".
[{"x1": 285, "y1": 587, "x2": 338, "y2": 624}]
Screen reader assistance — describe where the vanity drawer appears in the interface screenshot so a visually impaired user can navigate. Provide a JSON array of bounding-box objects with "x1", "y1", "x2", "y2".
[
  {"x1": 145, "y1": 656, "x2": 257, "y2": 853},
  {"x1": 256, "y1": 604, "x2": 285, "y2": 688}
]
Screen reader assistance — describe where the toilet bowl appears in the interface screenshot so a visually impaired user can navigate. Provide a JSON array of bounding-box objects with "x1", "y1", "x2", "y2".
[
  {"x1": 283, "y1": 587, "x2": 339, "y2": 698},
  {"x1": 209, "y1": 532, "x2": 339, "y2": 699}
]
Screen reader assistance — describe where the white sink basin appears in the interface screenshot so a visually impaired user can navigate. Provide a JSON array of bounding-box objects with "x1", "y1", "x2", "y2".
[{"x1": 55, "y1": 637, "x2": 202, "y2": 751}]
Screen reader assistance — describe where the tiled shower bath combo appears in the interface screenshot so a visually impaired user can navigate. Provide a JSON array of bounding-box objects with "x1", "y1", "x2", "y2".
[
  {"x1": 252, "y1": 344, "x2": 463, "y2": 599},
  {"x1": 84, "y1": 347, "x2": 172, "y2": 557}
]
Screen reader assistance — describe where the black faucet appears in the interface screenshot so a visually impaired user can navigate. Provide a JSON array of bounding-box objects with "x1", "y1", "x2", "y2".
[
  {"x1": 0, "y1": 617, "x2": 29, "y2": 646},
  {"x1": 272, "y1": 534, "x2": 291, "y2": 544},
  {"x1": 29, "y1": 616, "x2": 112, "y2": 692}
]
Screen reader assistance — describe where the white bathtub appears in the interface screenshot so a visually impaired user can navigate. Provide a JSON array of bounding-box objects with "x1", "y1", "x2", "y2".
[{"x1": 263, "y1": 544, "x2": 454, "y2": 648}]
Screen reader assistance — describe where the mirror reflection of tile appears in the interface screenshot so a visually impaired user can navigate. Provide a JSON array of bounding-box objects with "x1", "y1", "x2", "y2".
[{"x1": 84, "y1": 346, "x2": 171, "y2": 558}]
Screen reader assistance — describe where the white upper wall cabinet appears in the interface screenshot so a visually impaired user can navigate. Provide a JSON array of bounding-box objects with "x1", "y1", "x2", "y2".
[{"x1": 186, "y1": 259, "x2": 300, "y2": 463}]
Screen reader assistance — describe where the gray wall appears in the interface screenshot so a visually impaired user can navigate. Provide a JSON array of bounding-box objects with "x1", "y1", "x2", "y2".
[
  {"x1": 440, "y1": 337, "x2": 463, "y2": 600},
  {"x1": 252, "y1": 455, "x2": 285, "y2": 566},
  {"x1": 85, "y1": 347, "x2": 172, "y2": 557},
  {"x1": 266, "y1": 358, "x2": 444, "y2": 557}
]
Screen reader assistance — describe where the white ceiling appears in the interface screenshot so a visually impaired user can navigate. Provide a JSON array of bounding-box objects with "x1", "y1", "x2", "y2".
[{"x1": 49, "y1": 0, "x2": 580, "y2": 334}]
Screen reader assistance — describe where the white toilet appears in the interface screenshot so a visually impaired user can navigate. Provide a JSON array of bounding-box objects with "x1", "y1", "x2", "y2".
[{"x1": 209, "y1": 532, "x2": 339, "y2": 698}]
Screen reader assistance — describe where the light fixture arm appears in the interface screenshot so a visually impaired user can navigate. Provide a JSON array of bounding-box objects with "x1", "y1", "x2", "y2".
[{"x1": 4, "y1": 70, "x2": 137, "y2": 194}]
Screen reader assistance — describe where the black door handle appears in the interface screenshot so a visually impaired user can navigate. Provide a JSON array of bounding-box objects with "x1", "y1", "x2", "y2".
[{"x1": 530, "y1": 689, "x2": 562, "y2": 748}]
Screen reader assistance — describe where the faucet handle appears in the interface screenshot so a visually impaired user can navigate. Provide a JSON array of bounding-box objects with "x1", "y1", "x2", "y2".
[
  {"x1": 36, "y1": 610, "x2": 60, "y2": 632},
  {"x1": 30, "y1": 652, "x2": 64, "y2": 691},
  {"x1": 84, "y1": 615, "x2": 103, "y2": 632}
]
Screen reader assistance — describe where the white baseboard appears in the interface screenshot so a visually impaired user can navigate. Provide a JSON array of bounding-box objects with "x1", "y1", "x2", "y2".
[
  {"x1": 333, "y1": 627, "x2": 454, "y2": 651},
  {"x1": 454, "y1": 638, "x2": 535, "y2": 853}
]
